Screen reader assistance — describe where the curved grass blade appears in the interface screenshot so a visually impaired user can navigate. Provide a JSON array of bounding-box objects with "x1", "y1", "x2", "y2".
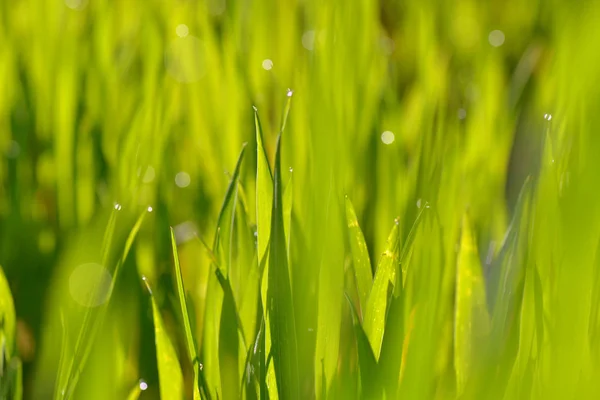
[
  {"x1": 268, "y1": 133, "x2": 300, "y2": 398},
  {"x1": 363, "y1": 221, "x2": 401, "y2": 360},
  {"x1": 170, "y1": 227, "x2": 202, "y2": 400},
  {"x1": 144, "y1": 278, "x2": 184, "y2": 400},
  {"x1": 454, "y1": 215, "x2": 490, "y2": 395},
  {"x1": 345, "y1": 197, "x2": 373, "y2": 319}
]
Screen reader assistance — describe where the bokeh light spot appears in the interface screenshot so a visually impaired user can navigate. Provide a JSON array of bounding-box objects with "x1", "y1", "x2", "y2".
[
  {"x1": 488, "y1": 30, "x2": 505, "y2": 47},
  {"x1": 69, "y1": 263, "x2": 112, "y2": 307},
  {"x1": 175, "y1": 171, "x2": 191, "y2": 188},
  {"x1": 262, "y1": 59, "x2": 273, "y2": 70},
  {"x1": 176, "y1": 24, "x2": 189, "y2": 38},
  {"x1": 381, "y1": 131, "x2": 395, "y2": 145}
]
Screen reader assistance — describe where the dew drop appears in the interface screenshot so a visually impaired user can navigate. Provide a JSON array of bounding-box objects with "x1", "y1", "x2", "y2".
[
  {"x1": 286, "y1": 88, "x2": 294, "y2": 97},
  {"x1": 252, "y1": 105, "x2": 258, "y2": 112},
  {"x1": 114, "y1": 203, "x2": 122, "y2": 211},
  {"x1": 139, "y1": 379, "x2": 148, "y2": 391},
  {"x1": 147, "y1": 206, "x2": 153, "y2": 212},
  {"x1": 416, "y1": 199, "x2": 422, "y2": 208}
]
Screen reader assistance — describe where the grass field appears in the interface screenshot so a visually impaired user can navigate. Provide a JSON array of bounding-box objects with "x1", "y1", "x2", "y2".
[{"x1": 2, "y1": 0, "x2": 600, "y2": 399}]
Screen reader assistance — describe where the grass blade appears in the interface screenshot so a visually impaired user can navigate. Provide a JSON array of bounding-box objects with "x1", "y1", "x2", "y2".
[
  {"x1": 144, "y1": 278, "x2": 184, "y2": 400},
  {"x1": 454, "y1": 215, "x2": 490, "y2": 395},
  {"x1": 170, "y1": 227, "x2": 202, "y2": 399},
  {"x1": 254, "y1": 107, "x2": 273, "y2": 264},
  {"x1": 345, "y1": 293, "x2": 379, "y2": 398},
  {"x1": 268, "y1": 133, "x2": 300, "y2": 398},
  {"x1": 345, "y1": 197, "x2": 373, "y2": 318},
  {"x1": 363, "y1": 220, "x2": 401, "y2": 359}
]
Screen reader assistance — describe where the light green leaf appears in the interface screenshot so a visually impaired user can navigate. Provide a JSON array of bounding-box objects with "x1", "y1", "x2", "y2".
[
  {"x1": 255, "y1": 108, "x2": 273, "y2": 264},
  {"x1": 363, "y1": 221, "x2": 401, "y2": 360},
  {"x1": 454, "y1": 215, "x2": 490, "y2": 395},
  {"x1": 268, "y1": 133, "x2": 300, "y2": 399},
  {"x1": 345, "y1": 197, "x2": 373, "y2": 318},
  {"x1": 170, "y1": 227, "x2": 201, "y2": 400},
  {"x1": 146, "y1": 280, "x2": 184, "y2": 400}
]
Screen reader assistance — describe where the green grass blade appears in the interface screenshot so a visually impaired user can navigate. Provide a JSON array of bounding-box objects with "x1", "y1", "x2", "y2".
[
  {"x1": 54, "y1": 310, "x2": 69, "y2": 400},
  {"x1": 283, "y1": 169, "x2": 293, "y2": 255},
  {"x1": 144, "y1": 278, "x2": 185, "y2": 400},
  {"x1": 0, "y1": 264, "x2": 16, "y2": 363},
  {"x1": 363, "y1": 221, "x2": 401, "y2": 359},
  {"x1": 213, "y1": 143, "x2": 248, "y2": 274},
  {"x1": 254, "y1": 107, "x2": 273, "y2": 264},
  {"x1": 170, "y1": 227, "x2": 202, "y2": 400},
  {"x1": 64, "y1": 208, "x2": 149, "y2": 399},
  {"x1": 268, "y1": 133, "x2": 300, "y2": 399},
  {"x1": 345, "y1": 197, "x2": 373, "y2": 318},
  {"x1": 454, "y1": 215, "x2": 490, "y2": 395},
  {"x1": 345, "y1": 293, "x2": 379, "y2": 399},
  {"x1": 170, "y1": 227, "x2": 197, "y2": 363}
]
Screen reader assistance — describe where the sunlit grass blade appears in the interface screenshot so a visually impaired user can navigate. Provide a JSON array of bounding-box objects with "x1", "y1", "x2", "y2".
[
  {"x1": 363, "y1": 220, "x2": 400, "y2": 359},
  {"x1": 213, "y1": 143, "x2": 248, "y2": 274},
  {"x1": 170, "y1": 227, "x2": 202, "y2": 399},
  {"x1": 283, "y1": 170, "x2": 293, "y2": 255},
  {"x1": 345, "y1": 197, "x2": 373, "y2": 319},
  {"x1": 63, "y1": 207, "x2": 149, "y2": 398},
  {"x1": 144, "y1": 278, "x2": 184, "y2": 400},
  {"x1": 345, "y1": 293, "x2": 379, "y2": 399},
  {"x1": 268, "y1": 133, "x2": 300, "y2": 398},
  {"x1": 54, "y1": 310, "x2": 69, "y2": 400},
  {"x1": 0, "y1": 264, "x2": 16, "y2": 368},
  {"x1": 454, "y1": 215, "x2": 490, "y2": 395},
  {"x1": 254, "y1": 107, "x2": 273, "y2": 265},
  {"x1": 202, "y1": 144, "x2": 248, "y2": 398},
  {"x1": 398, "y1": 204, "x2": 429, "y2": 291},
  {"x1": 214, "y1": 268, "x2": 241, "y2": 400}
]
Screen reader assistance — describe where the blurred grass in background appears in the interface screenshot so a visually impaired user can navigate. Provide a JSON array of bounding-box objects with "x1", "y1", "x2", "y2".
[{"x1": 2, "y1": 0, "x2": 600, "y2": 398}]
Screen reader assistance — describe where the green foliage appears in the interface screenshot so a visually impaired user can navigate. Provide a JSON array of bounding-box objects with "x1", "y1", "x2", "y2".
[{"x1": 2, "y1": 0, "x2": 600, "y2": 399}]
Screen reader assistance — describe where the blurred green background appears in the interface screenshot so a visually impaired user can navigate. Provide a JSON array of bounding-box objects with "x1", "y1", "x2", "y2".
[{"x1": 2, "y1": 0, "x2": 600, "y2": 398}]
